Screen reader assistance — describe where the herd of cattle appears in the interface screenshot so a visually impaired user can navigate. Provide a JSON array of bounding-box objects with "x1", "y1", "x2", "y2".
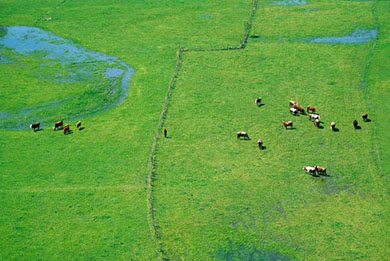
[
  {"x1": 29, "y1": 120, "x2": 82, "y2": 134},
  {"x1": 238, "y1": 97, "x2": 370, "y2": 176}
]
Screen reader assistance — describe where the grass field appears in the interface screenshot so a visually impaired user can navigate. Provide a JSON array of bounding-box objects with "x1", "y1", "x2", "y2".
[{"x1": 1, "y1": 0, "x2": 389, "y2": 259}]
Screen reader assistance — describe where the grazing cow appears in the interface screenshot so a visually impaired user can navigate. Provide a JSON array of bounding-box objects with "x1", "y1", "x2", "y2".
[
  {"x1": 290, "y1": 108, "x2": 298, "y2": 115},
  {"x1": 302, "y1": 166, "x2": 316, "y2": 175},
  {"x1": 282, "y1": 121, "x2": 293, "y2": 129},
  {"x1": 53, "y1": 120, "x2": 63, "y2": 130},
  {"x1": 29, "y1": 122, "x2": 40, "y2": 131},
  {"x1": 308, "y1": 113, "x2": 320, "y2": 121},
  {"x1": 289, "y1": 100, "x2": 297, "y2": 107},
  {"x1": 293, "y1": 103, "x2": 305, "y2": 114},
  {"x1": 163, "y1": 128, "x2": 167, "y2": 138},
  {"x1": 307, "y1": 105, "x2": 316, "y2": 113},
  {"x1": 315, "y1": 166, "x2": 327, "y2": 175},
  {"x1": 314, "y1": 119, "x2": 320, "y2": 127},
  {"x1": 362, "y1": 113, "x2": 368, "y2": 122},
  {"x1": 255, "y1": 97, "x2": 262, "y2": 106},
  {"x1": 76, "y1": 121, "x2": 82, "y2": 129},
  {"x1": 63, "y1": 124, "x2": 70, "y2": 135},
  {"x1": 353, "y1": 120, "x2": 359, "y2": 129},
  {"x1": 257, "y1": 139, "x2": 263, "y2": 149},
  {"x1": 237, "y1": 131, "x2": 249, "y2": 140},
  {"x1": 330, "y1": 122, "x2": 336, "y2": 131}
]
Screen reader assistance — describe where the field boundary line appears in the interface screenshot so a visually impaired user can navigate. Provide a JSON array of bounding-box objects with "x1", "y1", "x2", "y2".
[
  {"x1": 360, "y1": 0, "x2": 383, "y2": 177},
  {"x1": 146, "y1": 47, "x2": 183, "y2": 260},
  {"x1": 145, "y1": 0, "x2": 259, "y2": 259}
]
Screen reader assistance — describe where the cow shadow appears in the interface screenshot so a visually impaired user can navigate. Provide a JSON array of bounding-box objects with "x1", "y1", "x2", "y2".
[
  {"x1": 64, "y1": 130, "x2": 74, "y2": 135},
  {"x1": 78, "y1": 127, "x2": 85, "y2": 131},
  {"x1": 259, "y1": 146, "x2": 267, "y2": 150},
  {"x1": 257, "y1": 103, "x2": 265, "y2": 107},
  {"x1": 364, "y1": 119, "x2": 371, "y2": 122},
  {"x1": 33, "y1": 128, "x2": 43, "y2": 132},
  {"x1": 354, "y1": 126, "x2": 362, "y2": 130},
  {"x1": 332, "y1": 127, "x2": 340, "y2": 132},
  {"x1": 317, "y1": 125, "x2": 324, "y2": 129},
  {"x1": 286, "y1": 127, "x2": 296, "y2": 130}
]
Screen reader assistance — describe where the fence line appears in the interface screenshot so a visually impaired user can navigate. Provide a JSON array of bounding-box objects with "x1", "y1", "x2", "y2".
[
  {"x1": 146, "y1": 0, "x2": 259, "y2": 258},
  {"x1": 145, "y1": 47, "x2": 183, "y2": 260}
]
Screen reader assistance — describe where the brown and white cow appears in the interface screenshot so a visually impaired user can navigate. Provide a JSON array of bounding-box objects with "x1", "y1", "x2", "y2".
[
  {"x1": 303, "y1": 166, "x2": 316, "y2": 175},
  {"x1": 307, "y1": 105, "x2": 316, "y2": 113},
  {"x1": 289, "y1": 100, "x2": 297, "y2": 107},
  {"x1": 308, "y1": 113, "x2": 320, "y2": 121},
  {"x1": 362, "y1": 113, "x2": 368, "y2": 122},
  {"x1": 315, "y1": 166, "x2": 327, "y2": 175},
  {"x1": 257, "y1": 139, "x2": 263, "y2": 149},
  {"x1": 293, "y1": 103, "x2": 305, "y2": 114},
  {"x1": 330, "y1": 122, "x2": 336, "y2": 131},
  {"x1": 255, "y1": 97, "x2": 262, "y2": 106},
  {"x1": 30, "y1": 122, "x2": 40, "y2": 131},
  {"x1": 76, "y1": 121, "x2": 82, "y2": 129},
  {"x1": 237, "y1": 131, "x2": 249, "y2": 140},
  {"x1": 314, "y1": 119, "x2": 320, "y2": 127},
  {"x1": 290, "y1": 108, "x2": 298, "y2": 115},
  {"x1": 282, "y1": 121, "x2": 293, "y2": 129},
  {"x1": 53, "y1": 120, "x2": 63, "y2": 130},
  {"x1": 63, "y1": 124, "x2": 70, "y2": 135}
]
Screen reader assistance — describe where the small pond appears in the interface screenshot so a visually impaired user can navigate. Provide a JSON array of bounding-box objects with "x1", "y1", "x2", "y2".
[{"x1": 0, "y1": 26, "x2": 134, "y2": 130}]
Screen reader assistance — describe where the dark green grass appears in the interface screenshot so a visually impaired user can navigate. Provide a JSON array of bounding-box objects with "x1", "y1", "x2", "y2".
[{"x1": 153, "y1": 43, "x2": 389, "y2": 259}]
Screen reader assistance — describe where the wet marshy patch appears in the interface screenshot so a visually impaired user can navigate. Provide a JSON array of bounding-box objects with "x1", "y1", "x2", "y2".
[
  {"x1": 216, "y1": 241, "x2": 291, "y2": 260},
  {"x1": 316, "y1": 174, "x2": 354, "y2": 195},
  {"x1": 0, "y1": 26, "x2": 134, "y2": 130},
  {"x1": 311, "y1": 28, "x2": 377, "y2": 44},
  {"x1": 273, "y1": 0, "x2": 307, "y2": 6},
  {"x1": 250, "y1": 28, "x2": 377, "y2": 45},
  {"x1": 199, "y1": 14, "x2": 215, "y2": 19}
]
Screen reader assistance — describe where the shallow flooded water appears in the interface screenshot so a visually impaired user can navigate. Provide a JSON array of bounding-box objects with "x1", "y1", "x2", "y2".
[
  {"x1": 199, "y1": 14, "x2": 214, "y2": 19},
  {"x1": 311, "y1": 28, "x2": 377, "y2": 44},
  {"x1": 0, "y1": 26, "x2": 134, "y2": 130},
  {"x1": 273, "y1": 0, "x2": 307, "y2": 6}
]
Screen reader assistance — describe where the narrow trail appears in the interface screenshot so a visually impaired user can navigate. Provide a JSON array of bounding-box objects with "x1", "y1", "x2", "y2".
[{"x1": 145, "y1": 0, "x2": 258, "y2": 259}]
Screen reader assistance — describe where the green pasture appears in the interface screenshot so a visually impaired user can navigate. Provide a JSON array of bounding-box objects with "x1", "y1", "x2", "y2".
[
  {"x1": 0, "y1": 0, "x2": 252, "y2": 259},
  {"x1": 1, "y1": 0, "x2": 389, "y2": 259},
  {"x1": 154, "y1": 43, "x2": 389, "y2": 259}
]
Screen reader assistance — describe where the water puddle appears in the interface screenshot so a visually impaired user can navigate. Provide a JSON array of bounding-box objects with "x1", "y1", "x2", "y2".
[
  {"x1": 304, "y1": 8, "x2": 318, "y2": 12},
  {"x1": 0, "y1": 26, "x2": 134, "y2": 130},
  {"x1": 311, "y1": 28, "x2": 377, "y2": 44},
  {"x1": 199, "y1": 14, "x2": 214, "y2": 19},
  {"x1": 217, "y1": 241, "x2": 290, "y2": 260},
  {"x1": 273, "y1": 0, "x2": 307, "y2": 6},
  {"x1": 250, "y1": 28, "x2": 377, "y2": 45}
]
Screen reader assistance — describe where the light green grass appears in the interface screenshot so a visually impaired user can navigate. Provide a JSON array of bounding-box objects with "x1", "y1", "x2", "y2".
[
  {"x1": 153, "y1": 42, "x2": 389, "y2": 259},
  {"x1": 0, "y1": 0, "x2": 254, "y2": 259},
  {"x1": 252, "y1": 0, "x2": 375, "y2": 40},
  {"x1": 1, "y1": 0, "x2": 389, "y2": 259}
]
